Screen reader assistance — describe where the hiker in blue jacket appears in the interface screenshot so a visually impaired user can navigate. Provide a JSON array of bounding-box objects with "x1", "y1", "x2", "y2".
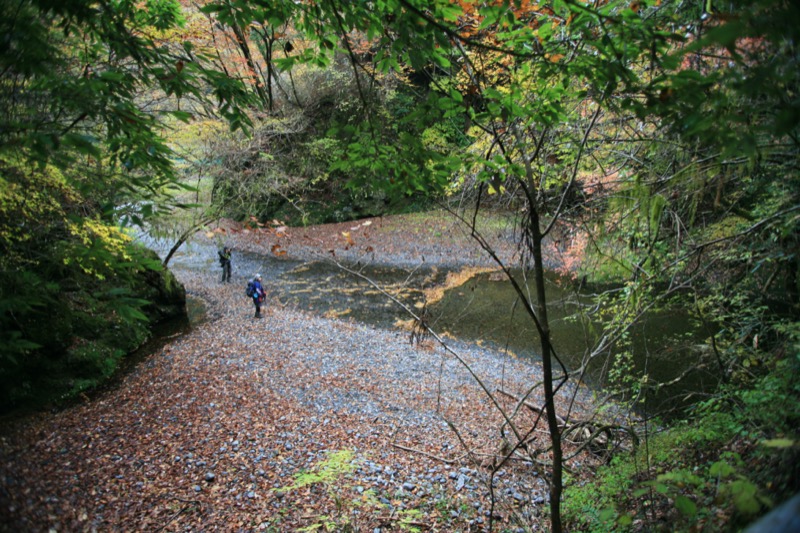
[{"x1": 252, "y1": 274, "x2": 265, "y2": 318}]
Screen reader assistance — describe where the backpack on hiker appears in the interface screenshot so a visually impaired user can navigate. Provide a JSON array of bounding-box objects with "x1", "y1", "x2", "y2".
[{"x1": 245, "y1": 279, "x2": 256, "y2": 297}]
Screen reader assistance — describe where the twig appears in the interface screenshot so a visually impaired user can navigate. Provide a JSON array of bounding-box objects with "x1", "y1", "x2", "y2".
[
  {"x1": 154, "y1": 498, "x2": 201, "y2": 532},
  {"x1": 561, "y1": 422, "x2": 639, "y2": 460},
  {"x1": 497, "y1": 388, "x2": 568, "y2": 427},
  {"x1": 377, "y1": 516, "x2": 431, "y2": 529},
  {"x1": 390, "y1": 442, "x2": 462, "y2": 464}
]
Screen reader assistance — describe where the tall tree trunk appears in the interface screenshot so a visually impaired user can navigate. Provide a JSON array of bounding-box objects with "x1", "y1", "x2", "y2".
[{"x1": 528, "y1": 206, "x2": 563, "y2": 532}]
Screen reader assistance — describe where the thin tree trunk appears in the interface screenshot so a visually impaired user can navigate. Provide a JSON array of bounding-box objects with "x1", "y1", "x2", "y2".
[
  {"x1": 528, "y1": 206, "x2": 564, "y2": 532},
  {"x1": 162, "y1": 216, "x2": 216, "y2": 267},
  {"x1": 231, "y1": 22, "x2": 269, "y2": 106}
]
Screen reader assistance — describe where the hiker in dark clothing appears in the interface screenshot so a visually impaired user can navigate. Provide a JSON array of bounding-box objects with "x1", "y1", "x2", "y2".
[
  {"x1": 252, "y1": 274, "x2": 265, "y2": 318},
  {"x1": 218, "y1": 246, "x2": 232, "y2": 283}
]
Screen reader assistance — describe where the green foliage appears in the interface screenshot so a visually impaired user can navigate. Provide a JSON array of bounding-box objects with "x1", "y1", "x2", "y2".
[
  {"x1": 565, "y1": 350, "x2": 799, "y2": 531},
  {"x1": 0, "y1": 0, "x2": 258, "y2": 411},
  {"x1": 0, "y1": 156, "x2": 182, "y2": 410},
  {"x1": 278, "y1": 450, "x2": 357, "y2": 492},
  {"x1": 274, "y1": 450, "x2": 363, "y2": 532},
  {"x1": 207, "y1": 69, "x2": 458, "y2": 225},
  {"x1": 0, "y1": 159, "x2": 186, "y2": 412},
  {"x1": 633, "y1": 453, "x2": 772, "y2": 528},
  {"x1": 271, "y1": 449, "x2": 449, "y2": 531},
  {"x1": 697, "y1": 352, "x2": 800, "y2": 441},
  {"x1": 0, "y1": 237, "x2": 183, "y2": 411},
  {"x1": 138, "y1": 0, "x2": 186, "y2": 30}
]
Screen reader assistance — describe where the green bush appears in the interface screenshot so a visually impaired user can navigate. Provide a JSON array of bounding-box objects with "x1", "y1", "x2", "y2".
[
  {"x1": 564, "y1": 353, "x2": 800, "y2": 532},
  {"x1": 0, "y1": 224, "x2": 185, "y2": 413}
]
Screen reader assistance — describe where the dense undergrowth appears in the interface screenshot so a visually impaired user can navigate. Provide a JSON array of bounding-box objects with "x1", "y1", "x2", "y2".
[
  {"x1": 0, "y1": 245, "x2": 186, "y2": 414},
  {"x1": 564, "y1": 353, "x2": 800, "y2": 532},
  {"x1": 0, "y1": 162, "x2": 187, "y2": 414}
]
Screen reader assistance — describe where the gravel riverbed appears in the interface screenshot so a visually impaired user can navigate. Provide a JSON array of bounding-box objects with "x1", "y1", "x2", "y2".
[{"x1": 1, "y1": 214, "x2": 605, "y2": 532}]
